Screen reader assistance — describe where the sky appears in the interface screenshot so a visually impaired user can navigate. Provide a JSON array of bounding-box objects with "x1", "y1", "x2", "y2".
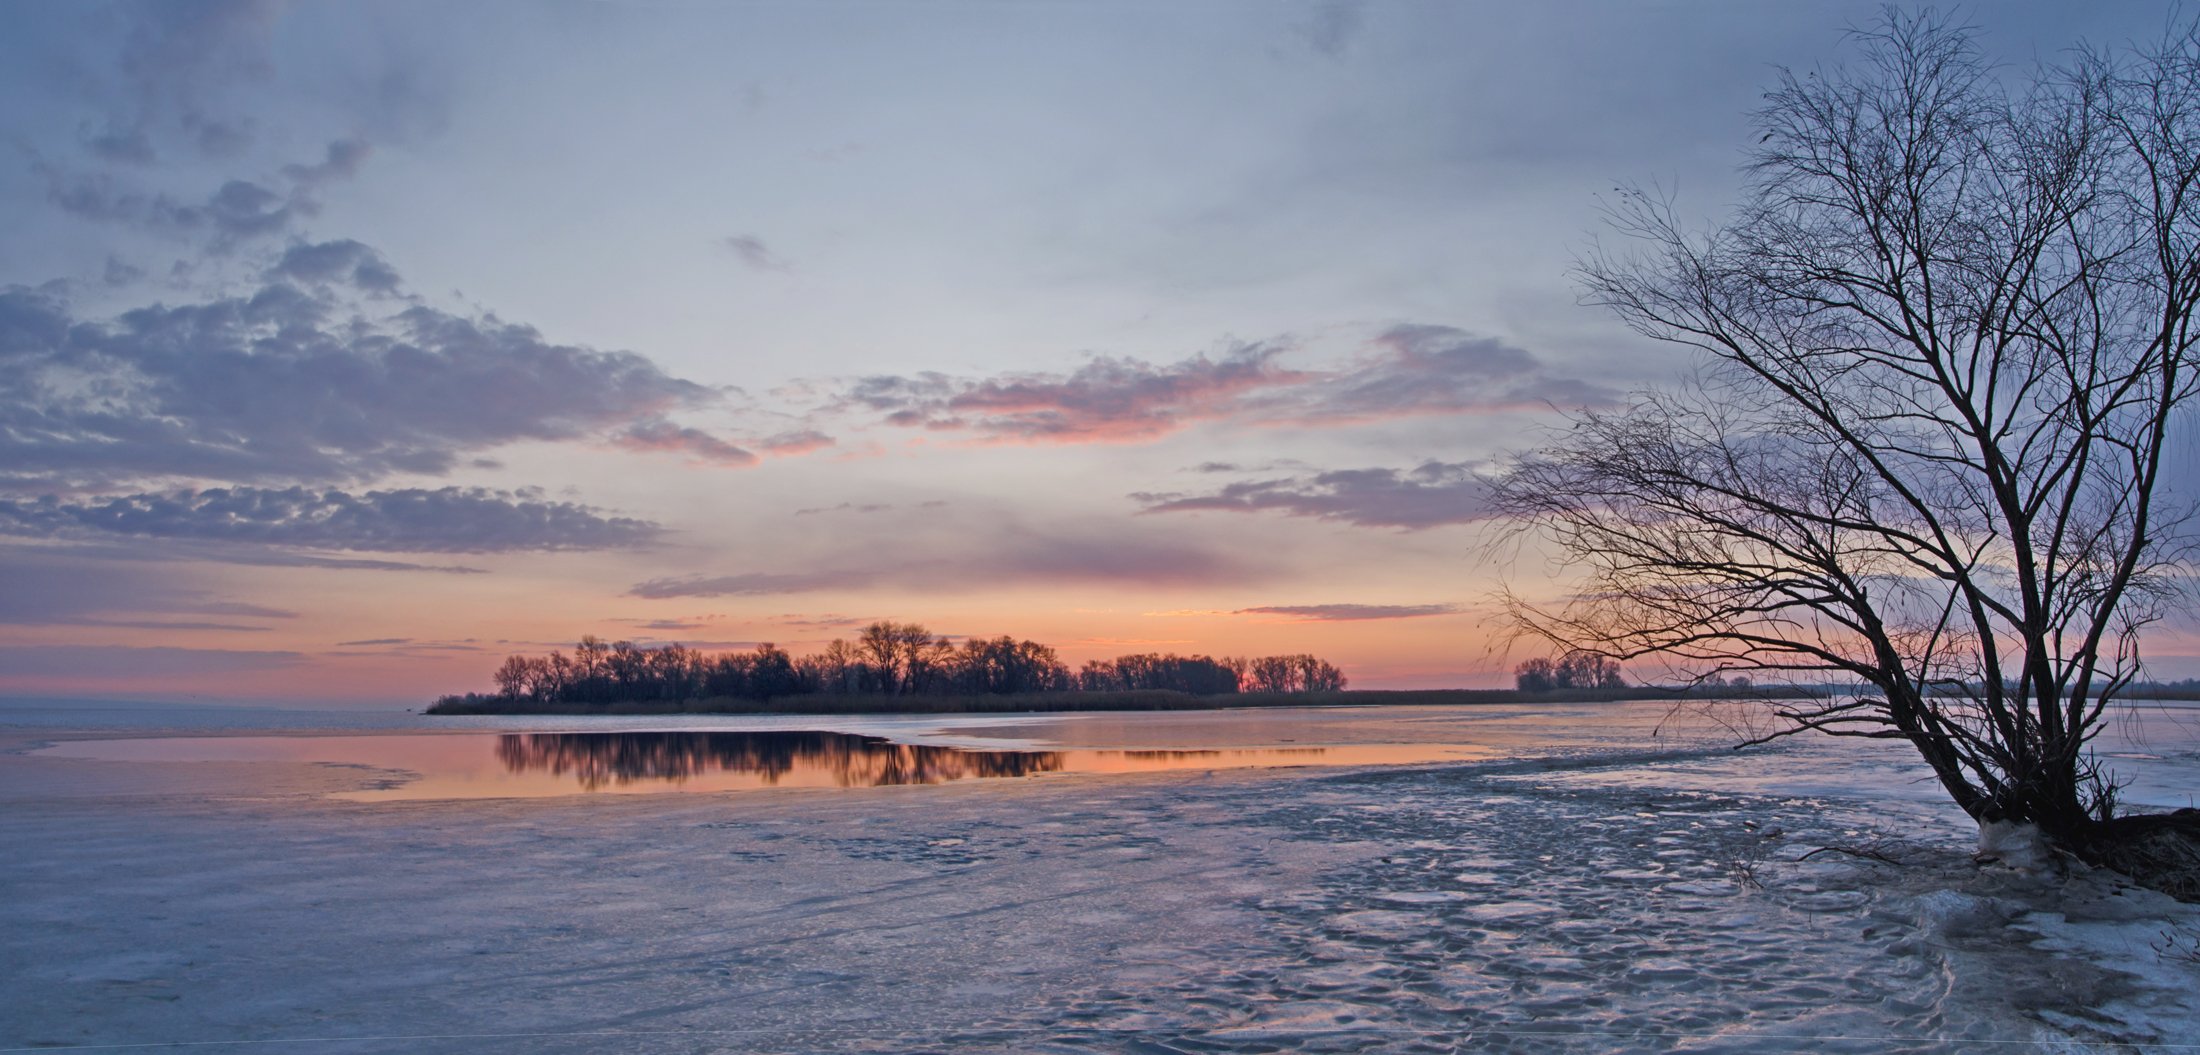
[{"x1": 2, "y1": 0, "x2": 2193, "y2": 705}]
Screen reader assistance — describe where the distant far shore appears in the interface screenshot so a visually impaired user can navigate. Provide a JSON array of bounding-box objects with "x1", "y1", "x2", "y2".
[{"x1": 423, "y1": 686, "x2": 1805, "y2": 716}]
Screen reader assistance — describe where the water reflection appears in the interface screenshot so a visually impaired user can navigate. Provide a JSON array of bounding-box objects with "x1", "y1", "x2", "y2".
[
  {"x1": 35, "y1": 728, "x2": 1493, "y2": 801},
  {"x1": 493, "y1": 730, "x2": 1076, "y2": 790}
]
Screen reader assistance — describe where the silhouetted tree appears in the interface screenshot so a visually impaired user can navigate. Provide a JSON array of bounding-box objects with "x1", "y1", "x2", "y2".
[
  {"x1": 1554, "y1": 650, "x2": 1624, "y2": 690},
  {"x1": 857, "y1": 621, "x2": 950, "y2": 696},
  {"x1": 493, "y1": 654, "x2": 533, "y2": 699},
  {"x1": 1493, "y1": 11, "x2": 2200, "y2": 848},
  {"x1": 1514, "y1": 657, "x2": 1556, "y2": 693},
  {"x1": 953, "y1": 636, "x2": 1071, "y2": 694},
  {"x1": 1296, "y1": 655, "x2": 1347, "y2": 692},
  {"x1": 462, "y1": 631, "x2": 1346, "y2": 706},
  {"x1": 1248, "y1": 655, "x2": 1295, "y2": 694},
  {"x1": 747, "y1": 643, "x2": 801, "y2": 699}
]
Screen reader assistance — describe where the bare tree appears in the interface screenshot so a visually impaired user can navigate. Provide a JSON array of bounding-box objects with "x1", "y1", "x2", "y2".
[
  {"x1": 1515, "y1": 656, "x2": 1557, "y2": 693},
  {"x1": 492, "y1": 654, "x2": 534, "y2": 700},
  {"x1": 857, "y1": 621, "x2": 946, "y2": 696},
  {"x1": 1493, "y1": 11, "x2": 2200, "y2": 850}
]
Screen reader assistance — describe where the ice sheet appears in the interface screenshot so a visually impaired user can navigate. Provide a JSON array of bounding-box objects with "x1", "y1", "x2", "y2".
[{"x1": 3, "y1": 700, "x2": 2194, "y2": 1052}]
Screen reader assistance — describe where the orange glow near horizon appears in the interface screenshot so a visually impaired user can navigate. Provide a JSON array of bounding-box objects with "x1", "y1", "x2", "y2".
[{"x1": 0, "y1": 594, "x2": 1518, "y2": 703}]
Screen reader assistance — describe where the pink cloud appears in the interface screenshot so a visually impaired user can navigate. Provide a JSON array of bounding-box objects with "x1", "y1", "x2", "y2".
[
  {"x1": 840, "y1": 326, "x2": 1618, "y2": 446},
  {"x1": 610, "y1": 420, "x2": 759, "y2": 467},
  {"x1": 845, "y1": 344, "x2": 1310, "y2": 443},
  {"x1": 758, "y1": 429, "x2": 835, "y2": 456}
]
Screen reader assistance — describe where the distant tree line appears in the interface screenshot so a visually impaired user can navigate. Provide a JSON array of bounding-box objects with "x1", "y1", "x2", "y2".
[
  {"x1": 482, "y1": 621, "x2": 1347, "y2": 706},
  {"x1": 1513, "y1": 651, "x2": 1625, "y2": 693}
]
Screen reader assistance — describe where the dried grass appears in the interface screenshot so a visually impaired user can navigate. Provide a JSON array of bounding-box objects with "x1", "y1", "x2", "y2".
[{"x1": 2075, "y1": 810, "x2": 2200, "y2": 903}]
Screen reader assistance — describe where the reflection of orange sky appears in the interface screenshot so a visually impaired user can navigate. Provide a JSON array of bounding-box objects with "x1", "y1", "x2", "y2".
[{"x1": 35, "y1": 733, "x2": 1494, "y2": 800}]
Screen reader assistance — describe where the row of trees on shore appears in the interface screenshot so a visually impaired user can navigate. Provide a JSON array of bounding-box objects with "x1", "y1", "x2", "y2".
[
  {"x1": 484, "y1": 621, "x2": 1346, "y2": 705},
  {"x1": 1512, "y1": 651, "x2": 1626, "y2": 693}
]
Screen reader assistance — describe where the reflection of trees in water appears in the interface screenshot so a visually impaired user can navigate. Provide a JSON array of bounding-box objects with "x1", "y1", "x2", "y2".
[
  {"x1": 1118, "y1": 748, "x2": 1325, "y2": 761},
  {"x1": 493, "y1": 731, "x2": 1068, "y2": 791}
]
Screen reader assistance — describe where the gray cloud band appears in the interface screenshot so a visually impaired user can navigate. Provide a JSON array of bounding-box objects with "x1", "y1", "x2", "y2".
[
  {"x1": 1234, "y1": 603, "x2": 1461, "y2": 621},
  {"x1": 0, "y1": 486, "x2": 662, "y2": 553},
  {"x1": 1135, "y1": 461, "x2": 1493, "y2": 529},
  {"x1": 629, "y1": 527, "x2": 1268, "y2": 599}
]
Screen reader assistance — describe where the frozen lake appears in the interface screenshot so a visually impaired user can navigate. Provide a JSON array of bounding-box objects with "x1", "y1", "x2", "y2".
[{"x1": 4, "y1": 699, "x2": 2197, "y2": 1052}]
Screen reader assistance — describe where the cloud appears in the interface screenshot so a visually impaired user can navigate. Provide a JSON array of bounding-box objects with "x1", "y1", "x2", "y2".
[
  {"x1": 758, "y1": 430, "x2": 835, "y2": 456},
  {"x1": 770, "y1": 613, "x2": 869, "y2": 630},
  {"x1": 116, "y1": 2, "x2": 283, "y2": 96},
  {"x1": 0, "y1": 548, "x2": 298, "y2": 628},
  {"x1": 38, "y1": 156, "x2": 366, "y2": 247},
  {"x1": 33, "y1": 0, "x2": 382, "y2": 252},
  {"x1": 269, "y1": 238, "x2": 401, "y2": 292},
  {"x1": 30, "y1": 0, "x2": 378, "y2": 246},
  {"x1": 630, "y1": 571, "x2": 868, "y2": 599},
  {"x1": 281, "y1": 138, "x2": 372, "y2": 187},
  {"x1": 51, "y1": 541, "x2": 488, "y2": 574},
  {"x1": 1135, "y1": 461, "x2": 1494, "y2": 529},
  {"x1": 200, "y1": 179, "x2": 291, "y2": 238},
  {"x1": 103, "y1": 256, "x2": 147, "y2": 286},
  {"x1": 1299, "y1": 0, "x2": 1365, "y2": 58},
  {"x1": 324, "y1": 638, "x2": 488, "y2": 656},
  {"x1": 1257, "y1": 325, "x2": 1623, "y2": 423},
  {"x1": 56, "y1": 619, "x2": 273, "y2": 632},
  {"x1": 839, "y1": 327, "x2": 1615, "y2": 445},
  {"x1": 36, "y1": 165, "x2": 296, "y2": 240},
  {"x1": 1234, "y1": 603, "x2": 1461, "y2": 621},
  {"x1": 629, "y1": 524, "x2": 1265, "y2": 599},
  {"x1": 846, "y1": 343, "x2": 1307, "y2": 442},
  {"x1": 0, "y1": 486, "x2": 663, "y2": 553},
  {"x1": 0, "y1": 644, "x2": 303, "y2": 678},
  {"x1": 95, "y1": 0, "x2": 287, "y2": 162},
  {"x1": 86, "y1": 127, "x2": 157, "y2": 166},
  {"x1": 27, "y1": 2, "x2": 386, "y2": 256},
  {"x1": 0, "y1": 275, "x2": 713, "y2": 490},
  {"x1": 181, "y1": 600, "x2": 299, "y2": 619},
  {"x1": 610, "y1": 420, "x2": 759, "y2": 467},
  {"x1": 721, "y1": 235, "x2": 791, "y2": 272}
]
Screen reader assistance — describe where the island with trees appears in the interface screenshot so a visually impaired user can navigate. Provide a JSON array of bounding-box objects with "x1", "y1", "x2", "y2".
[{"x1": 428, "y1": 620, "x2": 1354, "y2": 715}]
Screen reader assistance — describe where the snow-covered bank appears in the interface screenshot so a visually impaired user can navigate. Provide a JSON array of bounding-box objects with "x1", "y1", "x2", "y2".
[{"x1": 2, "y1": 703, "x2": 2195, "y2": 1052}]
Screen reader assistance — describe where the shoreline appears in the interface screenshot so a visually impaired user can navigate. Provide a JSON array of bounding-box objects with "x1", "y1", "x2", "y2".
[
  {"x1": 421, "y1": 686, "x2": 1817, "y2": 717},
  {"x1": 423, "y1": 686, "x2": 2200, "y2": 718}
]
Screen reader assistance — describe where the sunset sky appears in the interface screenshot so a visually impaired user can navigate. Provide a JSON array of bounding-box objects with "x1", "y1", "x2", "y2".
[{"x1": 3, "y1": 0, "x2": 2192, "y2": 705}]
